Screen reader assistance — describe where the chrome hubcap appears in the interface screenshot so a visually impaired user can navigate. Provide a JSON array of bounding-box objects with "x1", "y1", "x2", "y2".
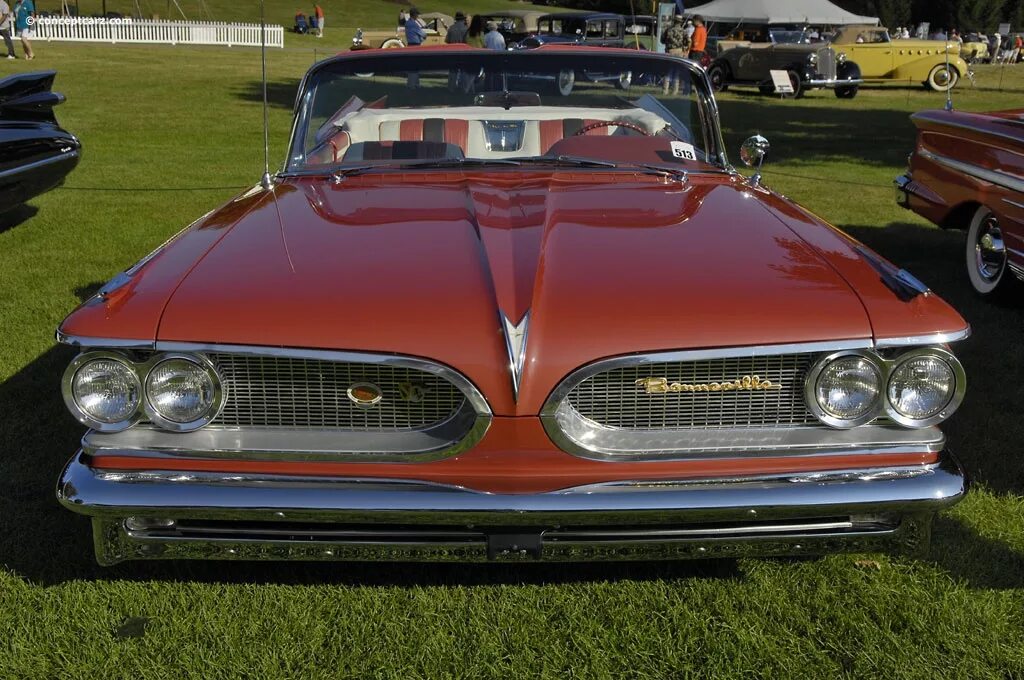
[{"x1": 975, "y1": 215, "x2": 1006, "y2": 282}]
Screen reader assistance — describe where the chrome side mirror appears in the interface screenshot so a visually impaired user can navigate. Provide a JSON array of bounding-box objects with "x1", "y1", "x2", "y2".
[{"x1": 740, "y1": 135, "x2": 770, "y2": 186}]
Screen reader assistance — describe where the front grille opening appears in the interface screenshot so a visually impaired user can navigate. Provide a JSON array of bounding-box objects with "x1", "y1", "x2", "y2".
[
  {"x1": 567, "y1": 353, "x2": 819, "y2": 430},
  {"x1": 129, "y1": 354, "x2": 471, "y2": 431}
]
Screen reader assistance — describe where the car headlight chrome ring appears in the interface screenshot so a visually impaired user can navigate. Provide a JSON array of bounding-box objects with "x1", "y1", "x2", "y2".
[
  {"x1": 807, "y1": 52, "x2": 818, "y2": 65},
  {"x1": 805, "y1": 350, "x2": 885, "y2": 428},
  {"x1": 61, "y1": 351, "x2": 143, "y2": 432},
  {"x1": 884, "y1": 347, "x2": 965, "y2": 428},
  {"x1": 143, "y1": 354, "x2": 225, "y2": 432}
]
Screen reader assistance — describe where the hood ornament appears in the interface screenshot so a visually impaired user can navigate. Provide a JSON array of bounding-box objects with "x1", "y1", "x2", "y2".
[{"x1": 501, "y1": 311, "x2": 530, "y2": 401}]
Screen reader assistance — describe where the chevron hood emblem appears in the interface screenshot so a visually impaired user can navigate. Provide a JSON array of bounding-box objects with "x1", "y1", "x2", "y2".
[{"x1": 501, "y1": 311, "x2": 529, "y2": 401}]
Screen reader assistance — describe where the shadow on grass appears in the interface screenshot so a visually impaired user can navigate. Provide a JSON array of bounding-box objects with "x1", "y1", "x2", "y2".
[
  {"x1": 0, "y1": 204, "x2": 39, "y2": 235},
  {"x1": 926, "y1": 516, "x2": 1024, "y2": 590},
  {"x1": 233, "y1": 78, "x2": 301, "y2": 110}
]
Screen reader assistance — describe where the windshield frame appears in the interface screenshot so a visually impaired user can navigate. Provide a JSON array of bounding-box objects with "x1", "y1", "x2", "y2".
[{"x1": 284, "y1": 48, "x2": 729, "y2": 175}]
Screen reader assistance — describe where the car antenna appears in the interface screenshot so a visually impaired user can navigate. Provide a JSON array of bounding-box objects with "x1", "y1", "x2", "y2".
[
  {"x1": 259, "y1": 0, "x2": 274, "y2": 189},
  {"x1": 944, "y1": 41, "x2": 954, "y2": 111}
]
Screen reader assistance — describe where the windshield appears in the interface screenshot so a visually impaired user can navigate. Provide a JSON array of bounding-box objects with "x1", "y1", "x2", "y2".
[
  {"x1": 287, "y1": 51, "x2": 725, "y2": 174},
  {"x1": 769, "y1": 30, "x2": 809, "y2": 44}
]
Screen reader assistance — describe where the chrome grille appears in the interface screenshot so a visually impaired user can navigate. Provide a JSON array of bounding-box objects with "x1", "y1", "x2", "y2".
[
  {"x1": 566, "y1": 353, "x2": 817, "y2": 430},
  {"x1": 817, "y1": 48, "x2": 836, "y2": 79},
  {"x1": 207, "y1": 353, "x2": 465, "y2": 430}
]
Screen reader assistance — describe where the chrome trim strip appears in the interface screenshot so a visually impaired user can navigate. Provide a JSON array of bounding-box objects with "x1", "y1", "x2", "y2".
[
  {"x1": 500, "y1": 311, "x2": 529, "y2": 402},
  {"x1": 0, "y1": 148, "x2": 79, "y2": 181},
  {"x1": 874, "y1": 328, "x2": 970, "y2": 347},
  {"x1": 805, "y1": 78, "x2": 863, "y2": 86},
  {"x1": 1003, "y1": 198, "x2": 1024, "y2": 211},
  {"x1": 919, "y1": 148, "x2": 1024, "y2": 194},
  {"x1": 55, "y1": 332, "x2": 155, "y2": 350}
]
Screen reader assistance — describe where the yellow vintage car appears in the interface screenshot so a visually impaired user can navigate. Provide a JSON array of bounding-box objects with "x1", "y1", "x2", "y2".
[
  {"x1": 351, "y1": 12, "x2": 453, "y2": 50},
  {"x1": 830, "y1": 25, "x2": 970, "y2": 91}
]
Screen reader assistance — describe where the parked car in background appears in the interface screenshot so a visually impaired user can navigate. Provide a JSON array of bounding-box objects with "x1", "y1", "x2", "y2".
[
  {"x1": 830, "y1": 25, "x2": 969, "y2": 91},
  {"x1": 896, "y1": 107, "x2": 1024, "y2": 296},
  {"x1": 477, "y1": 10, "x2": 547, "y2": 48},
  {"x1": 351, "y1": 12, "x2": 453, "y2": 49},
  {"x1": 519, "y1": 12, "x2": 633, "y2": 94},
  {"x1": 56, "y1": 47, "x2": 969, "y2": 566},
  {"x1": 0, "y1": 71, "x2": 80, "y2": 213},
  {"x1": 961, "y1": 32, "x2": 990, "y2": 63},
  {"x1": 708, "y1": 31, "x2": 862, "y2": 98},
  {"x1": 624, "y1": 14, "x2": 657, "y2": 50}
]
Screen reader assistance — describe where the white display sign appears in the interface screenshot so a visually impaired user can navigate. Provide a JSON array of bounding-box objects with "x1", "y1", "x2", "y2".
[
  {"x1": 769, "y1": 70, "x2": 794, "y2": 94},
  {"x1": 998, "y1": 23, "x2": 1011, "y2": 35},
  {"x1": 671, "y1": 141, "x2": 697, "y2": 161}
]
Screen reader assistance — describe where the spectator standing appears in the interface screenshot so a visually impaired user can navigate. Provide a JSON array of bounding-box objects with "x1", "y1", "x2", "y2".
[
  {"x1": 405, "y1": 7, "x2": 426, "y2": 46},
  {"x1": 0, "y1": 0, "x2": 15, "y2": 59},
  {"x1": 689, "y1": 15, "x2": 707, "y2": 63},
  {"x1": 13, "y1": 0, "x2": 32, "y2": 60},
  {"x1": 313, "y1": 4, "x2": 324, "y2": 38},
  {"x1": 901, "y1": 26, "x2": 910, "y2": 39},
  {"x1": 684, "y1": 19, "x2": 694, "y2": 40},
  {"x1": 398, "y1": 9, "x2": 408, "y2": 27},
  {"x1": 465, "y1": 14, "x2": 484, "y2": 47},
  {"x1": 483, "y1": 21, "x2": 505, "y2": 50},
  {"x1": 445, "y1": 11, "x2": 468, "y2": 44},
  {"x1": 660, "y1": 15, "x2": 690, "y2": 95}
]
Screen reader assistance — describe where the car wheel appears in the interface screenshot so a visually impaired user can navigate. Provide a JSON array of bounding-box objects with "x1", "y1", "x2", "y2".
[
  {"x1": 781, "y1": 71, "x2": 804, "y2": 98},
  {"x1": 556, "y1": 69, "x2": 575, "y2": 96},
  {"x1": 926, "y1": 63, "x2": 959, "y2": 91},
  {"x1": 707, "y1": 63, "x2": 729, "y2": 92},
  {"x1": 615, "y1": 70, "x2": 632, "y2": 90},
  {"x1": 834, "y1": 85, "x2": 858, "y2": 99},
  {"x1": 381, "y1": 38, "x2": 405, "y2": 49},
  {"x1": 966, "y1": 205, "x2": 1014, "y2": 296}
]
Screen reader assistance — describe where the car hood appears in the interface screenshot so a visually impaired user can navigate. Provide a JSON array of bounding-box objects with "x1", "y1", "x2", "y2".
[{"x1": 63, "y1": 172, "x2": 967, "y2": 416}]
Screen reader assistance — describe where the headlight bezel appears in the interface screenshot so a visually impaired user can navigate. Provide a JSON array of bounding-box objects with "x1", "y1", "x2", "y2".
[
  {"x1": 61, "y1": 351, "x2": 143, "y2": 432},
  {"x1": 805, "y1": 346, "x2": 966, "y2": 430},
  {"x1": 804, "y1": 349, "x2": 885, "y2": 428},
  {"x1": 883, "y1": 346, "x2": 965, "y2": 428},
  {"x1": 142, "y1": 353, "x2": 225, "y2": 432}
]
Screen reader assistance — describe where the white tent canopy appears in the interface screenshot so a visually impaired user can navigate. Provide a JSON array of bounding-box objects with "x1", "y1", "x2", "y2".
[{"x1": 687, "y1": 0, "x2": 879, "y2": 26}]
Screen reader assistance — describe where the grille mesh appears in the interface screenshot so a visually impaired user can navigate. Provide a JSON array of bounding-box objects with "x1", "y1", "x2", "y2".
[
  {"x1": 818, "y1": 48, "x2": 837, "y2": 80},
  {"x1": 567, "y1": 354, "x2": 818, "y2": 430},
  {"x1": 207, "y1": 353, "x2": 465, "y2": 430}
]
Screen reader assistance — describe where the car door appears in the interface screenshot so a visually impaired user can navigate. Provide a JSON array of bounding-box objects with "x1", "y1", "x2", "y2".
[{"x1": 845, "y1": 31, "x2": 895, "y2": 77}]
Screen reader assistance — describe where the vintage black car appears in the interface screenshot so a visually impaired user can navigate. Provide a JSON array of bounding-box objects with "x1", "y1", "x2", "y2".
[
  {"x1": 708, "y1": 31, "x2": 862, "y2": 99},
  {"x1": 518, "y1": 13, "x2": 633, "y2": 94},
  {"x1": 0, "y1": 71, "x2": 80, "y2": 212}
]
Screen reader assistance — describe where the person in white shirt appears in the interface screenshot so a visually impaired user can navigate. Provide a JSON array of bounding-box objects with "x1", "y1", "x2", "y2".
[
  {"x1": 0, "y1": 0, "x2": 14, "y2": 59},
  {"x1": 901, "y1": 27, "x2": 910, "y2": 39},
  {"x1": 483, "y1": 21, "x2": 505, "y2": 50}
]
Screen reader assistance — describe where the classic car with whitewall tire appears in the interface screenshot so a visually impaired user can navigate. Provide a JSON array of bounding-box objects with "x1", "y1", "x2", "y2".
[
  {"x1": 831, "y1": 25, "x2": 970, "y2": 91},
  {"x1": 56, "y1": 48, "x2": 969, "y2": 566},
  {"x1": 896, "y1": 107, "x2": 1024, "y2": 297},
  {"x1": 517, "y1": 14, "x2": 634, "y2": 95},
  {"x1": 707, "y1": 39, "x2": 862, "y2": 99},
  {"x1": 0, "y1": 71, "x2": 81, "y2": 213},
  {"x1": 350, "y1": 13, "x2": 453, "y2": 50}
]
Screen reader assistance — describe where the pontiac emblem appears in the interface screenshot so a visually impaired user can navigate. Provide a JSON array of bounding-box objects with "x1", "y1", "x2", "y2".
[
  {"x1": 398, "y1": 382, "x2": 430, "y2": 403},
  {"x1": 635, "y1": 376, "x2": 782, "y2": 394},
  {"x1": 347, "y1": 382, "x2": 383, "y2": 407}
]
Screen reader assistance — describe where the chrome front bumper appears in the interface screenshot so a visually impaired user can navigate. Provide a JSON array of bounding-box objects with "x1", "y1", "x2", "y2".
[
  {"x1": 58, "y1": 450, "x2": 967, "y2": 565},
  {"x1": 806, "y1": 77, "x2": 863, "y2": 87}
]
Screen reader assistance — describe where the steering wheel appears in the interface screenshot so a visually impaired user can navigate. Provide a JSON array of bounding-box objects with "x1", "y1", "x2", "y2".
[{"x1": 573, "y1": 120, "x2": 650, "y2": 136}]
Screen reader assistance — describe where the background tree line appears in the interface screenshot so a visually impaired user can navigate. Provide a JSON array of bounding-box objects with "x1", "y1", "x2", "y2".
[{"x1": 553, "y1": 0, "x2": 1023, "y2": 32}]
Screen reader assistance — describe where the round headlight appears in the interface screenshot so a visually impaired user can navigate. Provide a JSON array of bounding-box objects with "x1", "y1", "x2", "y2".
[
  {"x1": 807, "y1": 52, "x2": 818, "y2": 65},
  {"x1": 807, "y1": 352, "x2": 883, "y2": 428},
  {"x1": 62, "y1": 353, "x2": 142, "y2": 431},
  {"x1": 144, "y1": 356, "x2": 223, "y2": 431},
  {"x1": 885, "y1": 349, "x2": 964, "y2": 427}
]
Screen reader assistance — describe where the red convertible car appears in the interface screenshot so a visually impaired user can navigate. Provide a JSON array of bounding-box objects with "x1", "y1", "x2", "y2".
[
  {"x1": 896, "y1": 108, "x2": 1024, "y2": 296},
  {"x1": 57, "y1": 47, "x2": 969, "y2": 565}
]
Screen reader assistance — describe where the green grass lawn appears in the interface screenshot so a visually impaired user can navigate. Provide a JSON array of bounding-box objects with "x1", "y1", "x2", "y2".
[{"x1": 2, "y1": 39, "x2": 1024, "y2": 677}]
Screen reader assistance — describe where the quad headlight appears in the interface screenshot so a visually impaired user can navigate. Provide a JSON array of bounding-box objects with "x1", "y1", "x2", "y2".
[
  {"x1": 62, "y1": 351, "x2": 224, "y2": 432},
  {"x1": 143, "y1": 355, "x2": 223, "y2": 431},
  {"x1": 806, "y1": 351, "x2": 883, "y2": 428},
  {"x1": 885, "y1": 348, "x2": 964, "y2": 427},
  {"x1": 806, "y1": 347, "x2": 965, "y2": 429},
  {"x1": 62, "y1": 352, "x2": 142, "y2": 431}
]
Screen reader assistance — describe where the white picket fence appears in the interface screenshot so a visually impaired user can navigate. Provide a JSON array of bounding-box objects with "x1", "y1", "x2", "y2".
[{"x1": 32, "y1": 17, "x2": 285, "y2": 48}]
